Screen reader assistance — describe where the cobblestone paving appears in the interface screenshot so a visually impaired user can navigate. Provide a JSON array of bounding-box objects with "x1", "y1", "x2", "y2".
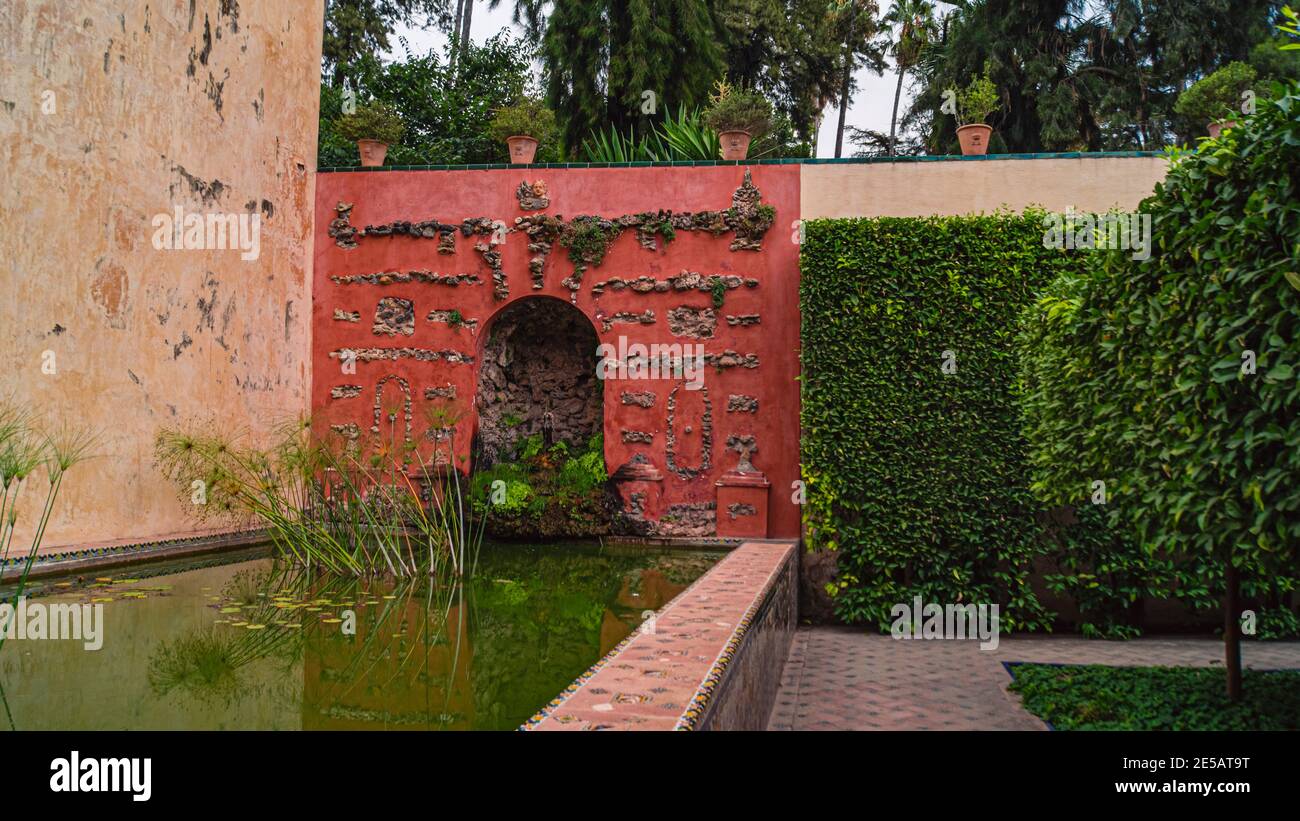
[{"x1": 767, "y1": 627, "x2": 1300, "y2": 731}]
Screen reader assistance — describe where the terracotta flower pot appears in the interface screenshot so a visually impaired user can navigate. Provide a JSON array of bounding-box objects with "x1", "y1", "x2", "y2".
[
  {"x1": 1207, "y1": 119, "x2": 1238, "y2": 139},
  {"x1": 719, "y1": 130, "x2": 752, "y2": 161},
  {"x1": 507, "y1": 135, "x2": 539, "y2": 165},
  {"x1": 956, "y1": 124, "x2": 993, "y2": 156},
  {"x1": 357, "y1": 139, "x2": 388, "y2": 167}
]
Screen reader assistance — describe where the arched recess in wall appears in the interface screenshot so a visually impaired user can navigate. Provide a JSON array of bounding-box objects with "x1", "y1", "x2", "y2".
[{"x1": 473, "y1": 296, "x2": 605, "y2": 468}]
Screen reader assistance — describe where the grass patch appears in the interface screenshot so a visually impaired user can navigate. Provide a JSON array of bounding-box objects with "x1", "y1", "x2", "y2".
[{"x1": 1007, "y1": 663, "x2": 1300, "y2": 730}]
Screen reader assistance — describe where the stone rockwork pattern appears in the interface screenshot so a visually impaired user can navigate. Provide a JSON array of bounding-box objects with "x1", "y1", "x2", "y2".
[
  {"x1": 330, "y1": 422, "x2": 361, "y2": 440},
  {"x1": 705, "y1": 350, "x2": 760, "y2": 370},
  {"x1": 427, "y1": 309, "x2": 478, "y2": 330},
  {"x1": 726, "y1": 314, "x2": 760, "y2": 327},
  {"x1": 665, "y1": 383, "x2": 713, "y2": 480},
  {"x1": 657, "y1": 502, "x2": 717, "y2": 538},
  {"x1": 329, "y1": 347, "x2": 474, "y2": 364},
  {"x1": 372, "y1": 375, "x2": 413, "y2": 442},
  {"x1": 331, "y1": 385, "x2": 363, "y2": 399},
  {"x1": 460, "y1": 217, "x2": 509, "y2": 300},
  {"x1": 330, "y1": 270, "x2": 481, "y2": 287},
  {"x1": 424, "y1": 384, "x2": 457, "y2": 400},
  {"x1": 591, "y1": 271, "x2": 758, "y2": 298},
  {"x1": 601, "y1": 310, "x2": 655, "y2": 332},
  {"x1": 620, "y1": 391, "x2": 656, "y2": 408},
  {"x1": 622, "y1": 430, "x2": 654, "y2": 444},
  {"x1": 727, "y1": 395, "x2": 759, "y2": 413},
  {"x1": 372, "y1": 297, "x2": 415, "y2": 336},
  {"x1": 727, "y1": 170, "x2": 776, "y2": 252},
  {"x1": 515, "y1": 213, "x2": 565, "y2": 291},
  {"x1": 328, "y1": 202, "x2": 359, "y2": 248},
  {"x1": 728, "y1": 502, "x2": 757, "y2": 519},
  {"x1": 333, "y1": 309, "x2": 360, "y2": 322},
  {"x1": 474, "y1": 298, "x2": 602, "y2": 464},
  {"x1": 667, "y1": 306, "x2": 717, "y2": 338}
]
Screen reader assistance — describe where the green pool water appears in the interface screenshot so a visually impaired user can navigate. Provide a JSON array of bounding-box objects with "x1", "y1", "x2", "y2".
[{"x1": 0, "y1": 542, "x2": 722, "y2": 730}]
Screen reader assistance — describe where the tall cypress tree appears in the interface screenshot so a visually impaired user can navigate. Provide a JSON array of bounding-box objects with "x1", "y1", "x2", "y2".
[{"x1": 537, "y1": 0, "x2": 725, "y2": 154}]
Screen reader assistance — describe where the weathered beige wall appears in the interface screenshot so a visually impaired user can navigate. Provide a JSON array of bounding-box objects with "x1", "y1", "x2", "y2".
[
  {"x1": 0, "y1": 1, "x2": 323, "y2": 551},
  {"x1": 800, "y1": 156, "x2": 1169, "y2": 218}
]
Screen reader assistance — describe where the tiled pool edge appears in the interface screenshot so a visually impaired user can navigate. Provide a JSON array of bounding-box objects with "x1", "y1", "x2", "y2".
[{"x1": 522, "y1": 540, "x2": 797, "y2": 731}]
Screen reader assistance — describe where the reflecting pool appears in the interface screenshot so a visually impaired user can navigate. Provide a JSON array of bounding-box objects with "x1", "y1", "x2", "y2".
[{"x1": 0, "y1": 542, "x2": 722, "y2": 730}]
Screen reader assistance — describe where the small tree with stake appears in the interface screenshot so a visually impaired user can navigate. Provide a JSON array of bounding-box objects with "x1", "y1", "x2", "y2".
[{"x1": 1018, "y1": 81, "x2": 1300, "y2": 700}]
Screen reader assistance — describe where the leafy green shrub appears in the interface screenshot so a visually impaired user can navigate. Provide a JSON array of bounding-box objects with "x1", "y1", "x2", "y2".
[
  {"x1": 581, "y1": 106, "x2": 722, "y2": 163},
  {"x1": 335, "y1": 101, "x2": 405, "y2": 144},
  {"x1": 1019, "y1": 82, "x2": 1300, "y2": 695},
  {"x1": 703, "y1": 81, "x2": 773, "y2": 139},
  {"x1": 800, "y1": 213, "x2": 1087, "y2": 631},
  {"x1": 1174, "y1": 61, "x2": 1257, "y2": 123},
  {"x1": 317, "y1": 33, "x2": 546, "y2": 167},
  {"x1": 1008, "y1": 665, "x2": 1300, "y2": 730},
  {"x1": 489, "y1": 97, "x2": 558, "y2": 144},
  {"x1": 1041, "y1": 505, "x2": 1181, "y2": 639},
  {"x1": 957, "y1": 64, "x2": 999, "y2": 125}
]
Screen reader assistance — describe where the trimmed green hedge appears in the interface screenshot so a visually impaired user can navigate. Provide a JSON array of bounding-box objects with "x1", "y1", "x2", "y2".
[{"x1": 800, "y1": 213, "x2": 1087, "y2": 630}]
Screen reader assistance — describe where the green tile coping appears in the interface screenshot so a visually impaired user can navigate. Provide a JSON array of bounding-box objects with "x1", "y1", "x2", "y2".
[
  {"x1": 318, "y1": 151, "x2": 1165, "y2": 173},
  {"x1": 1, "y1": 529, "x2": 266, "y2": 570}
]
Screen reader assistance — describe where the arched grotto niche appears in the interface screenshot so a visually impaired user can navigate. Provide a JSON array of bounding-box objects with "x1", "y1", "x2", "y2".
[{"x1": 475, "y1": 297, "x2": 603, "y2": 466}]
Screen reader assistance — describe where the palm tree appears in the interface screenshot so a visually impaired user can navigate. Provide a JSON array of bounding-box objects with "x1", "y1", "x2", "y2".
[{"x1": 883, "y1": 0, "x2": 936, "y2": 156}]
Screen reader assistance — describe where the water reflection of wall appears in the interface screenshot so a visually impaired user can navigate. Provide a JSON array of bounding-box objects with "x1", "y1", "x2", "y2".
[
  {"x1": 599, "y1": 569, "x2": 691, "y2": 656},
  {"x1": 302, "y1": 595, "x2": 474, "y2": 730}
]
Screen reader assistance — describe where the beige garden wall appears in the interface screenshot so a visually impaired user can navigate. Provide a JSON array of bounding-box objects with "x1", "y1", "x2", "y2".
[
  {"x1": 800, "y1": 155, "x2": 1169, "y2": 218},
  {"x1": 0, "y1": 1, "x2": 323, "y2": 552}
]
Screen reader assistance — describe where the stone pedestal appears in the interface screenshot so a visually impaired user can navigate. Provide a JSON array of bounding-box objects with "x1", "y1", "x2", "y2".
[
  {"x1": 715, "y1": 470, "x2": 770, "y2": 538},
  {"x1": 611, "y1": 456, "x2": 664, "y2": 536}
]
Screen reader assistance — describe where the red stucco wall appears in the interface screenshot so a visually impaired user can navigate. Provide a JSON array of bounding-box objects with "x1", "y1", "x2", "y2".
[{"x1": 312, "y1": 165, "x2": 800, "y2": 539}]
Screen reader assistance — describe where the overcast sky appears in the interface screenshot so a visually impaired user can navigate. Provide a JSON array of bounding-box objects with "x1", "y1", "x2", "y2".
[{"x1": 385, "y1": 5, "x2": 921, "y2": 158}]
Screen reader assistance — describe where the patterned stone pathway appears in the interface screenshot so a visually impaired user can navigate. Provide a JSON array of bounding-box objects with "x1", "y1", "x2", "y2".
[{"x1": 767, "y1": 627, "x2": 1300, "y2": 731}]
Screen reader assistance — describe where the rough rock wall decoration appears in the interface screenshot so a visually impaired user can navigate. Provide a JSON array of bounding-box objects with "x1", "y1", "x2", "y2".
[
  {"x1": 601, "y1": 310, "x2": 655, "y2": 332},
  {"x1": 330, "y1": 271, "x2": 481, "y2": 287},
  {"x1": 372, "y1": 374, "x2": 413, "y2": 445},
  {"x1": 727, "y1": 394, "x2": 759, "y2": 413},
  {"x1": 591, "y1": 272, "x2": 758, "y2": 297},
  {"x1": 333, "y1": 309, "x2": 360, "y2": 322},
  {"x1": 667, "y1": 306, "x2": 717, "y2": 338},
  {"x1": 665, "y1": 383, "x2": 712, "y2": 480},
  {"x1": 372, "y1": 297, "x2": 415, "y2": 336},
  {"x1": 620, "y1": 391, "x2": 656, "y2": 407},
  {"x1": 329, "y1": 347, "x2": 474, "y2": 364},
  {"x1": 516, "y1": 213, "x2": 565, "y2": 291},
  {"x1": 427, "y1": 309, "x2": 478, "y2": 330},
  {"x1": 331, "y1": 385, "x2": 363, "y2": 399}
]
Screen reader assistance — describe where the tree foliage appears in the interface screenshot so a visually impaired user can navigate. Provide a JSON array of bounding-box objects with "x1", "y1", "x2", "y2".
[
  {"x1": 1019, "y1": 83, "x2": 1300, "y2": 685},
  {"x1": 907, "y1": 0, "x2": 1282, "y2": 152},
  {"x1": 318, "y1": 33, "x2": 547, "y2": 167}
]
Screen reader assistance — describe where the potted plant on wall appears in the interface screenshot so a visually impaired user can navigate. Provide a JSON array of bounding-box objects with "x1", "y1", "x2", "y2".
[
  {"x1": 703, "y1": 81, "x2": 773, "y2": 161},
  {"x1": 490, "y1": 97, "x2": 558, "y2": 165},
  {"x1": 1174, "y1": 61, "x2": 1258, "y2": 138},
  {"x1": 335, "y1": 101, "x2": 405, "y2": 167},
  {"x1": 955, "y1": 65, "x2": 999, "y2": 155}
]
